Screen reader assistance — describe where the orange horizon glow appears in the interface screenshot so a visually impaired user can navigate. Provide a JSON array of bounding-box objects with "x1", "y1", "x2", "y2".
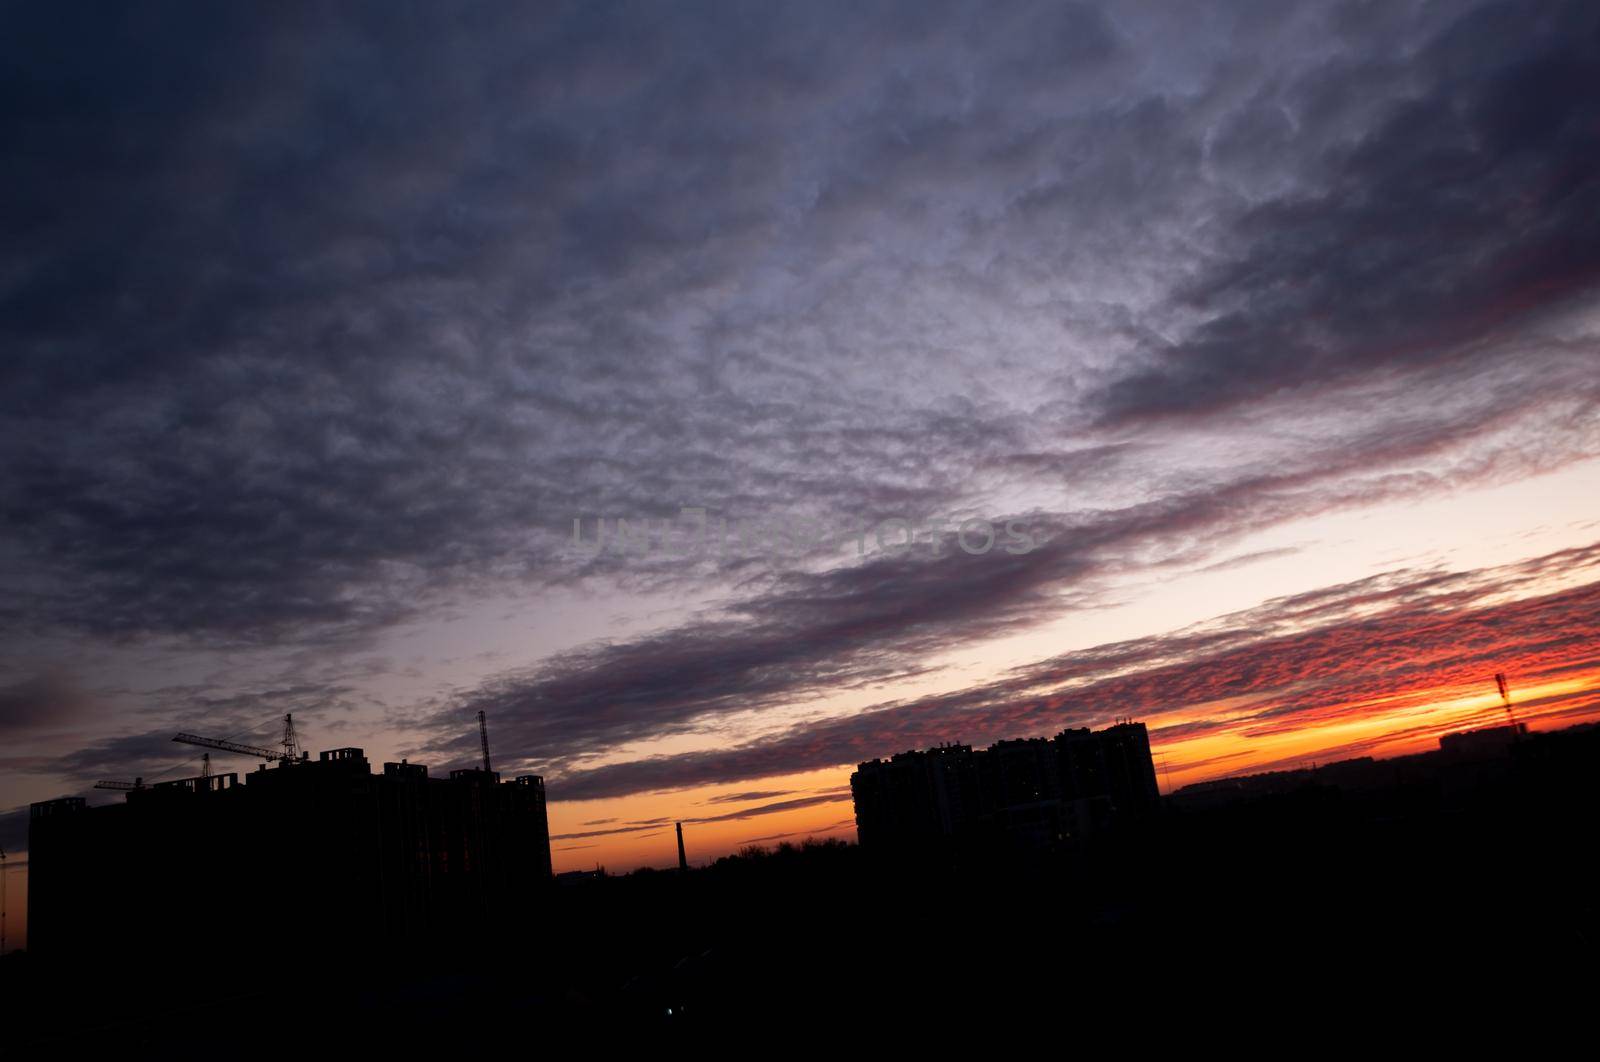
[
  {"x1": 549, "y1": 552, "x2": 1600, "y2": 874},
  {"x1": 5, "y1": 653, "x2": 1596, "y2": 956},
  {"x1": 551, "y1": 663, "x2": 1600, "y2": 876},
  {"x1": 1151, "y1": 667, "x2": 1600, "y2": 792}
]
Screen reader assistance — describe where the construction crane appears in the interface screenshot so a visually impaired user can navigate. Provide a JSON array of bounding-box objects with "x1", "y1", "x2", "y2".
[
  {"x1": 281, "y1": 712, "x2": 301, "y2": 763},
  {"x1": 174, "y1": 714, "x2": 305, "y2": 765},
  {"x1": 1493, "y1": 672, "x2": 1521, "y2": 734},
  {"x1": 94, "y1": 778, "x2": 145, "y2": 791},
  {"x1": 173, "y1": 732, "x2": 283, "y2": 761},
  {"x1": 478, "y1": 710, "x2": 493, "y2": 773}
]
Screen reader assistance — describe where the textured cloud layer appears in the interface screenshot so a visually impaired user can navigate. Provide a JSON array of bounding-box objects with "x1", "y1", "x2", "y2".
[
  {"x1": 4, "y1": 2, "x2": 1600, "y2": 831},
  {"x1": 5, "y1": 1, "x2": 1597, "y2": 644}
]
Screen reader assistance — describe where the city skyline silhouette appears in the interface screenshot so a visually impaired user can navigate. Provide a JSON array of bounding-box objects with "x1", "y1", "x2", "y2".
[{"x1": 4, "y1": 0, "x2": 1600, "y2": 1047}]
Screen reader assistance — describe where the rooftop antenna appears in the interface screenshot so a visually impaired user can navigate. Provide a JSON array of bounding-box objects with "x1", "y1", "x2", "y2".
[{"x1": 478, "y1": 710, "x2": 492, "y2": 773}]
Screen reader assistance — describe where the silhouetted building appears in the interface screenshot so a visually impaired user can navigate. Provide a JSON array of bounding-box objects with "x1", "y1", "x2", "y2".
[
  {"x1": 849, "y1": 742, "x2": 981, "y2": 851},
  {"x1": 1440, "y1": 723, "x2": 1526, "y2": 760},
  {"x1": 27, "y1": 747, "x2": 551, "y2": 962},
  {"x1": 1057, "y1": 721, "x2": 1162, "y2": 815},
  {"x1": 851, "y1": 721, "x2": 1160, "y2": 856}
]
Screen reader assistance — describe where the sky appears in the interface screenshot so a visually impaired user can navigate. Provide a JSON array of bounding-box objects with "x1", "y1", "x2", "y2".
[{"x1": 4, "y1": 0, "x2": 1600, "y2": 951}]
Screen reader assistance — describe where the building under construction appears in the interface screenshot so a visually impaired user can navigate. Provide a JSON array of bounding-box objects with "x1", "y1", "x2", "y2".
[{"x1": 27, "y1": 737, "x2": 552, "y2": 963}]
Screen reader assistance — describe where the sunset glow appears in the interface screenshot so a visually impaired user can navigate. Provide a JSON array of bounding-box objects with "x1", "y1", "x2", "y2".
[{"x1": 6, "y1": 0, "x2": 1600, "y2": 961}]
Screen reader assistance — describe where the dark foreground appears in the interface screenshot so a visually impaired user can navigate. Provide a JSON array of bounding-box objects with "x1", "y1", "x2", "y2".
[{"x1": 7, "y1": 726, "x2": 1599, "y2": 1049}]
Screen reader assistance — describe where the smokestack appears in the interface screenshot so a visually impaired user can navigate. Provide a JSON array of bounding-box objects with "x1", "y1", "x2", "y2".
[{"x1": 676, "y1": 821, "x2": 688, "y2": 872}]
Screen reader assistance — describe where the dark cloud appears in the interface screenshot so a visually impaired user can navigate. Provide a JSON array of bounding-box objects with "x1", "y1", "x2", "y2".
[
  {"x1": 698, "y1": 789, "x2": 795, "y2": 805},
  {"x1": 0, "y1": 672, "x2": 92, "y2": 734},
  {"x1": 1097, "y1": 0, "x2": 1600, "y2": 422},
  {"x1": 0, "y1": 806, "x2": 28, "y2": 855},
  {"x1": 737, "y1": 819, "x2": 857, "y2": 847}
]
